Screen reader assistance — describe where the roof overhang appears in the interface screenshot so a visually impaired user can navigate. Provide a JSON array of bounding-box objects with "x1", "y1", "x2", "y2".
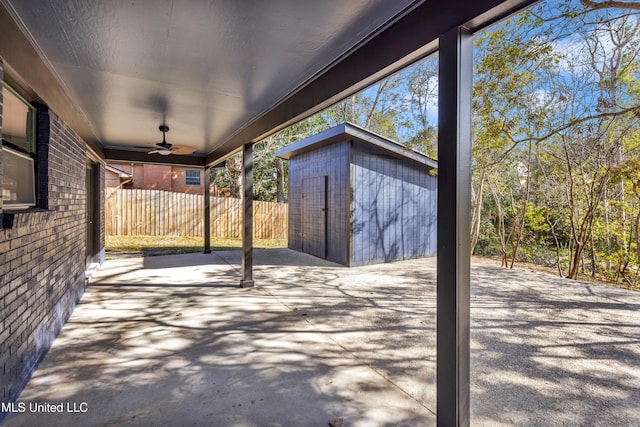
[
  {"x1": 0, "y1": 0, "x2": 537, "y2": 166},
  {"x1": 103, "y1": 148, "x2": 206, "y2": 167}
]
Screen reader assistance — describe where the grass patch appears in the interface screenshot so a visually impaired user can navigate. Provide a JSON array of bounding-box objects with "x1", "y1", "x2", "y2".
[{"x1": 106, "y1": 235, "x2": 287, "y2": 255}]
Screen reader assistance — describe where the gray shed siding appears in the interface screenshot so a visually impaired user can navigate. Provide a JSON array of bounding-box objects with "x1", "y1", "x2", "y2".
[
  {"x1": 279, "y1": 123, "x2": 437, "y2": 267},
  {"x1": 351, "y1": 143, "x2": 437, "y2": 266},
  {"x1": 287, "y1": 140, "x2": 350, "y2": 265}
]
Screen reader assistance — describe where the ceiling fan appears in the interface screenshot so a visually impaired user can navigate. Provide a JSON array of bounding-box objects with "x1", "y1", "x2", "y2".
[{"x1": 148, "y1": 125, "x2": 196, "y2": 155}]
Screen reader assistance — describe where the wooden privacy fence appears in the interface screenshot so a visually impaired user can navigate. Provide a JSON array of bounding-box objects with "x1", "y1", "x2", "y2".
[{"x1": 105, "y1": 188, "x2": 288, "y2": 239}]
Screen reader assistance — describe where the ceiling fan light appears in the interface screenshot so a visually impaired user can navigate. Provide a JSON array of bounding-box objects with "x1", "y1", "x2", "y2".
[{"x1": 157, "y1": 149, "x2": 172, "y2": 155}]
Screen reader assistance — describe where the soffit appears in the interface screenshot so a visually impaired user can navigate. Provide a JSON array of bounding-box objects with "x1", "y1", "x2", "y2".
[{"x1": 2, "y1": 0, "x2": 419, "y2": 157}]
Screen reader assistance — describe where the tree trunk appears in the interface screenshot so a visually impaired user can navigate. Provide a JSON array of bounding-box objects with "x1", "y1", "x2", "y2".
[
  {"x1": 568, "y1": 241, "x2": 585, "y2": 279},
  {"x1": 510, "y1": 141, "x2": 533, "y2": 268},
  {"x1": 590, "y1": 231, "x2": 597, "y2": 278},
  {"x1": 604, "y1": 188, "x2": 613, "y2": 273},
  {"x1": 635, "y1": 208, "x2": 640, "y2": 265},
  {"x1": 488, "y1": 177, "x2": 509, "y2": 267},
  {"x1": 470, "y1": 169, "x2": 487, "y2": 255},
  {"x1": 276, "y1": 158, "x2": 285, "y2": 202},
  {"x1": 546, "y1": 214, "x2": 564, "y2": 277}
]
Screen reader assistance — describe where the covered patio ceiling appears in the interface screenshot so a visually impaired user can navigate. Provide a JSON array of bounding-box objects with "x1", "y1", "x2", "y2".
[{"x1": 0, "y1": 0, "x2": 533, "y2": 166}]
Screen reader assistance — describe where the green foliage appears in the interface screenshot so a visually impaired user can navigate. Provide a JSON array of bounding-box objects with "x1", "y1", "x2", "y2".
[
  {"x1": 470, "y1": 1, "x2": 640, "y2": 287},
  {"x1": 473, "y1": 21, "x2": 556, "y2": 167},
  {"x1": 473, "y1": 218, "x2": 502, "y2": 256},
  {"x1": 211, "y1": 154, "x2": 242, "y2": 198}
]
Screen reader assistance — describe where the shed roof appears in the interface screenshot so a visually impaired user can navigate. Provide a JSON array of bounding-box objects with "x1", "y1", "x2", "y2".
[{"x1": 276, "y1": 123, "x2": 438, "y2": 170}]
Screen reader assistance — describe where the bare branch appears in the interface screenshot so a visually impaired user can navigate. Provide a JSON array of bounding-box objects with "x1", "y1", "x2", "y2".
[
  {"x1": 518, "y1": 104, "x2": 640, "y2": 146},
  {"x1": 364, "y1": 77, "x2": 390, "y2": 129},
  {"x1": 580, "y1": 0, "x2": 640, "y2": 11}
]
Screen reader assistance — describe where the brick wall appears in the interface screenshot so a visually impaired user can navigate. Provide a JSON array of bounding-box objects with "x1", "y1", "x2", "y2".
[
  {"x1": 106, "y1": 162, "x2": 205, "y2": 195},
  {"x1": 0, "y1": 60, "x2": 3, "y2": 215},
  {"x1": 0, "y1": 80, "x2": 91, "y2": 410},
  {"x1": 171, "y1": 167, "x2": 203, "y2": 194},
  {"x1": 143, "y1": 164, "x2": 172, "y2": 191},
  {"x1": 105, "y1": 171, "x2": 121, "y2": 188}
]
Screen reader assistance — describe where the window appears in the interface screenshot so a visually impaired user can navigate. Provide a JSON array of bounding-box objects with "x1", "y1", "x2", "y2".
[
  {"x1": 185, "y1": 169, "x2": 201, "y2": 186},
  {"x1": 2, "y1": 83, "x2": 37, "y2": 208},
  {"x1": 2, "y1": 148, "x2": 35, "y2": 206}
]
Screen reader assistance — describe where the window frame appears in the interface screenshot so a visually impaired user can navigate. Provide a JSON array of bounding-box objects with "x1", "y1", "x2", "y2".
[
  {"x1": 2, "y1": 146, "x2": 36, "y2": 208},
  {"x1": 2, "y1": 82, "x2": 38, "y2": 211},
  {"x1": 185, "y1": 169, "x2": 201, "y2": 186}
]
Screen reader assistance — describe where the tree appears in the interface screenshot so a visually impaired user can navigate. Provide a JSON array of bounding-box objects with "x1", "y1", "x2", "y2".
[
  {"x1": 401, "y1": 57, "x2": 439, "y2": 157},
  {"x1": 471, "y1": 16, "x2": 556, "y2": 257},
  {"x1": 468, "y1": 1, "x2": 640, "y2": 287},
  {"x1": 253, "y1": 115, "x2": 329, "y2": 202},
  {"x1": 542, "y1": 9, "x2": 640, "y2": 279},
  {"x1": 321, "y1": 74, "x2": 412, "y2": 143},
  {"x1": 211, "y1": 154, "x2": 242, "y2": 198}
]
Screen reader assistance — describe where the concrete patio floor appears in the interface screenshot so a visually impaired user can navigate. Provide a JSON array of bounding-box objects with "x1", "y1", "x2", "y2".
[{"x1": 3, "y1": 248, "x2": 639, "y2": 426}]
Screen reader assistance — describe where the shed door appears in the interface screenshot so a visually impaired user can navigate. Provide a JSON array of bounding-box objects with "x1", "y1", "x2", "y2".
[{"x1": 301, "y1": 176, "x2": 327, "y2": 259}]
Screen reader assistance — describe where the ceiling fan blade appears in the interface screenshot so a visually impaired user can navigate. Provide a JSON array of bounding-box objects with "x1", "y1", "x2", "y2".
[
  {"x1": 172, "y1": 145, "x2": 196, "y2": 155},
  {"x1": 148, "y1": 149, "x2": 159, "y2": 154}
]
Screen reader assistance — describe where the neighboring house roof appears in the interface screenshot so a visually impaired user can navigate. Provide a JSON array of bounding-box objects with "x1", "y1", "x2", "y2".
[
  {"x1": 105, "y1": 164, "x2": 133, "y2": 178},
  {"x1": 275, "y1": 122, "x2": 438, "y2": 170}
]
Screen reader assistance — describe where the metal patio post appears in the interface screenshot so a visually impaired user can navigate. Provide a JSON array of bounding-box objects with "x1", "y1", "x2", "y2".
[
  {"x1": 437, "y1": 25, "x2": 473, "y2": 427},
  {"x1": 203, "y1": 166, "x2": 211, "y2": 254},
  {"x1": 241, "y1": 143, "x2": 254, "y2": 288}
]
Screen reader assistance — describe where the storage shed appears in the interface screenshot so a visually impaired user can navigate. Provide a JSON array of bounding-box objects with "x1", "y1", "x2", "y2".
[{"x1": 276, "y1": 122, "x2": 437, "y2": 266}]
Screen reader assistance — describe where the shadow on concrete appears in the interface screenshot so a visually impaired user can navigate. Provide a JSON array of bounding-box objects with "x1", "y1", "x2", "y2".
[
  {"x1": 5, "y1": 250, "x2": 640, "y2": 426},
  {"x1": 469, "y1": 263, "x2": 640, "y2": 426},
  {"x1": 90, "y1": 282, "x2": 239, "y2": 289},
  {"x1": 5, "y1": 250, "x2": 436, "y2": 427}
]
